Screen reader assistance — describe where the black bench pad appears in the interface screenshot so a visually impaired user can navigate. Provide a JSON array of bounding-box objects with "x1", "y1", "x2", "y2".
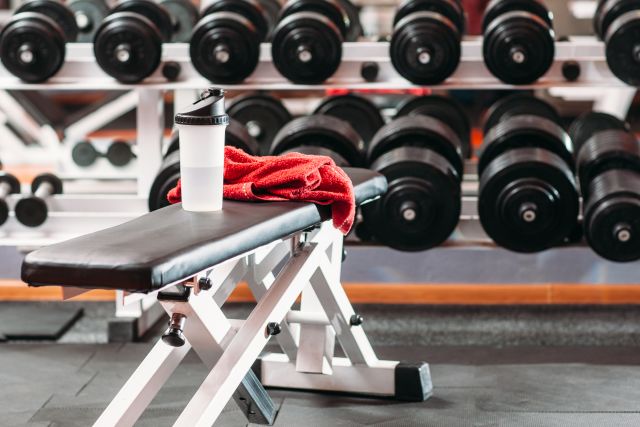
[{"x1": 22, "y1": 168, "x2": 386, "y2": 293}]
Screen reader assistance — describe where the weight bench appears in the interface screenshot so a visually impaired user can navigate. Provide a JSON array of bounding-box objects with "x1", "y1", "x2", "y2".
[{"x1": 22, "y1": 168, "x2": 432, "y2": 427}]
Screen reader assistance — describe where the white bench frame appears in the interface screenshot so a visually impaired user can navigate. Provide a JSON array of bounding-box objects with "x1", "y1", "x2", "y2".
[{"x1": 92, "y1": 220, "x2": 432, "y2": 426}]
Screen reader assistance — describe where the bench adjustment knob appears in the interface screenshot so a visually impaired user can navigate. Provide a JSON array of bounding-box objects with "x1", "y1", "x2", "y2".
[
  {"x1": 162, "y1": 313, "x2": 187, "y2": 347},
  {"x1": 266, "y1": 322, "x2": 281, "y2": 336},
  {"x1": 350, "y1": 314, "x2": 364, "y2": 326}
]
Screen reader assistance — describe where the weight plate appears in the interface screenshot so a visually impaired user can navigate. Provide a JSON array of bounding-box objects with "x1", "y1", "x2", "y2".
[
  {"x1": 190, "y1": 12, "x2": 261, "y2": 84},
  {"x1": 281, "y1": 145, "x2": 350, "y2": 167},
  {"x1": 313, "y1": 94, "x2": 384, "y2": 146},
  {"x1": 270, "y1": 115, "x2": 364, "y2": 166},
  {"x1": 576, "y1": 129, "x2": 640, "y2": 196},
  {"x1": 337, "y1": 0, "x2": 363, "y2": 41},
  {"x1": 594, "y1": 0, "x2": 640, "y2": 39},
  {"x1": 569, "y1": 111, "x2": 629, "y2": 155},
  {"x1": 396, "y1": 95, "x2": 471, "y2": 158},
  {"x1": 271, "y1": 11, "x2": 343, "y2": 84},
  {"x1": 111, "y1": 0, "x2": 173, "y2": 41},
  {"x1": 0, "y1": 172, "x2": 21, "y2": 195},
  {"x1": 279, "y1": 0, "x2": 349, "y2": 37},
  {"x1": 106, "y1": 140, "x2": 134, "y2": 167},
  {"x1": 72, "y1": 141, "x2": 99, "y2": 167},
  {"x1": 483, "y1": 93, "x2": 561, "y2": 133},
  {"x1": 228, "y1": 93, "x2": 292, "y2": 155},
  {"x1": 394, "y1": 0, "x2": 465, "y2": 34},
  {"x1": 16, "y1": 0, "x2": 79, "y2": 41},
  {"x1": 32, "y1": 172, "x2": 63, "y2": 194},
  {"x1": 362, "y1": 145, "x2": 460, "y2": 251},
  {"x1": 604, "y1": 10, "x2": 640, "y2": 86},
  {"x1": 482, "y1": 0, "x2": 553, "y2": 32},
  {"x1": 483, "y1": 11, "x2": 555, "y2": 84},
  {"x1": 0, "y1": 13, "x2": 66, "y2": 82},
  {"x1": 160, "y1": 0, "x2": 198, "y2": 42},
  {"x1": 258, "y1": 0, "x2": 282, "y2": 34},
  {"x1": 479, "y1": 147, "x2": 579, "y2": 253},
  {"x1": 69, "y1": 0, "x2": 109, "y2": 42},
  {"x1": 390, "y1": 11, "x2": 461, "y2": 85},
  {"x1": 479, "y1": 115, "x2": 574, "y2": 176},
  {"x1": 584, "y1": 169, "x2": 640, "y2": 262},
  {"x1": 0, "y1": 200, "x2": 7, "y2": 226},
  {"x1": 93, "y1": 12, "x2": 163, "y2": 83},
  {"x1": 201, "y1": 0, "x2": 270, "y2": 41},
  {"x1": 368, "y1": 115, "x2": 463, "y2": 177}
]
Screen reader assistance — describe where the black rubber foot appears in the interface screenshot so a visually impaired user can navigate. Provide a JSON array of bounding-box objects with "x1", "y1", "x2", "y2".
[{"x1": 394, "y1": 361, "x2": 433, "y2": 401}]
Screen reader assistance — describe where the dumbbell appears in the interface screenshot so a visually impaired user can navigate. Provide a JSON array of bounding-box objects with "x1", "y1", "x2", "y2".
[
  {"x1": 313, "y1": 94, "x2": 384, "y2": 148},
  {"x1": 396, "y1": 95, "x2": 471, "y2": 159},
  {"x1": 93, "y1": 0, "x2": 173, "y2": 83},
  {"x1": 149, "y1": 120, "x2": 259, "y2": 211},
  {"x1": 390, "y1": 0, "x2": 465, "y2": 85},
  {"x1": 72, "y1": 140, "x2": 135, "y2": 167},
  {"x1": 160, "y1": 0, "x2": 198, "y2": 42},
  {"x1": 0, "y1": 0, "x2": 78, "y2": 82},
  {"x1": 228, "y1": 92, "x2": 292, "y2": 155},
  {"x1": 594, "y1": 0, "x2": 640, "y2": 85},
  {"x1": 360, "y1": 112, "x2": 464, "y2": 251},
  {"x1": 271, "y1": 0, "x2": 357, "y2": 84},
  {"x1": 190, "y1": 0, "x2": 280, "y2": 84},
  {"x1": 569, "y1": 112, "x2": 640, "y2": 261},
  {"x1": 482, "y1": 0, "x2": 555, "y2": 84},
  {"x1": 0, "y1": 172, "x2": 21, "y2": 227},
  {"x1": 15, "y1": 173, "x2": 63, "y2": 227},
  {"x1": 270, "y1": 115, "x2": 365, "y2": 167},
  {"x1": 69, "y1": 0, "x2": 109, "y2": 42},
  {"x1": 478, "y1": 94, "x2": 578, "y2": 253}
]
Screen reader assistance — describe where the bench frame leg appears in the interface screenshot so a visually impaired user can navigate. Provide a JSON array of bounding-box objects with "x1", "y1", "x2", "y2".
[{"x1": 93, "y1": 222, "x2": 432, "y2": 427}]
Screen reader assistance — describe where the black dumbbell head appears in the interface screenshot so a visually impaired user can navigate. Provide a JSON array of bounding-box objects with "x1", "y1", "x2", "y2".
[
  {"x1": 0, "y1": 172, "x2": 19, "y2": 226},
  {"x1": 482, "y1": 0, "x2": 553, "y2": 32},
  {"x1": 362, "y1": 145, "x2": 461, "y2": 251},
  {"x1": 594, "y1": 0, "x2": 640, "y2": 39},
  {"x1": 368, "y1": 115, "x2": 463, "y2": 176},
  {"x1": 313, "y1": 94, "x2": 384, "y2": 146},
  {"x1": 0, "y1": 13, "x2": 66, "y2": 82},
  {"x1": 228, "y1": 93, "x2": 292, "y2": 155},
  {"x1": 190, "y1": 11, "x2": 262, "y2": 84},
  {"x1": 159, "y1": 0, "x2": 198, "y2": 42},
  {"x1": 17, "y1": 0, "x2": 79, "y2": 41},
  {"x1": 281, "y1": 145, "x2": 350, "y2": 167},
  {"x1": 106, "y1": 140, "x2": 134, "y2": 167},
  {"x1": 396, "y1": 95, "x2": 471, "y2": 158},
  {"x1": 72, "y1": 141, "x2": 99, "y2": 167},
  {"x1": 337, "y1": 0, "x2": 363, "y2": 41},
  {"x1": 111, "y1": 0, "x2": 173, "y2": 41},
  {"x1": 482, "y1": 0, "x2": 555, "y2": 84},
  {"x1": 482, "y1": 93, "x2": 560, "y2": 133},
  {"x1": 32, "y1": 173, "x2": 63, "y2": 194},
  {"x1": 15, "y1": 197, "x2": 47, "y2": 227},
  {"x1": 201, "y1": 0, "x2": 270, "y2": 40},
  {"x1": 596, "y1": 0, "x2": 640, "y2": 85},
  {"x1": 395, "y1": 0, "x2": 465, "y2": 34},
  {"x1": 69, "y1": 0, "x2": 109, "y2": 42},
  {"x1": 93, "y1": 12, "x2": 163, "y2": 83},
  {"x1": 568, "y1": 111, "x2": 629, "y2": 154},
  {"x1": 271, "y1": 0, "x2": 345, "y2": 83},
  {"x1": 584, "y1": 169, "x2": 640, "y2": 262},
  {"x1": 271, "y1": 115, "x2": 364, "y2": 166},
  {"x1": 479, "y1": 147, "x2": 579, "y2": 252}
]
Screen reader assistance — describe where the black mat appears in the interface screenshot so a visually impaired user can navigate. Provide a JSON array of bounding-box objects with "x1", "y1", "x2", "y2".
[{"x1": 0, "y1": 303, "x2": 83, "y2": 340}]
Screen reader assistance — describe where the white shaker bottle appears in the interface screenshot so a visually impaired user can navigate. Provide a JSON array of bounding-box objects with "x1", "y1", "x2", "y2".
[{"x1": 175, "y1": 88, "x2": 228, "y2": 212}]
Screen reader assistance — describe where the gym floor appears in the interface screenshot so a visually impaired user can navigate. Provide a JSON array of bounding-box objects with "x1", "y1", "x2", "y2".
[{"x1": 4, "y1": 302, "x2": 640, "y2": 426}]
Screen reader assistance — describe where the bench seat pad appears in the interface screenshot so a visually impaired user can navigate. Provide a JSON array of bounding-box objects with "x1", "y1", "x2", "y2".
[{"x1": 22, "y1": 168, "x2": 386, "y2": 292}]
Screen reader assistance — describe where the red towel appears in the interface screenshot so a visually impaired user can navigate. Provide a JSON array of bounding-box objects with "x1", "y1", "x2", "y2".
[{"x1": 167, "y1": 146, "x2": 355, "y2": 234}]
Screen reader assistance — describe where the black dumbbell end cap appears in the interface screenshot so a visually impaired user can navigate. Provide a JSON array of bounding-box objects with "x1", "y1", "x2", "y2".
[{"x1": 15, "y1": 197, "x2": 48, "y2": 227}]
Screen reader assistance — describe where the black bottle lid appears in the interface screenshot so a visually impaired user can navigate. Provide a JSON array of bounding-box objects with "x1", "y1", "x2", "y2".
[{"x1": 175, "y1": 88, "x2": 229, "y2": 126}]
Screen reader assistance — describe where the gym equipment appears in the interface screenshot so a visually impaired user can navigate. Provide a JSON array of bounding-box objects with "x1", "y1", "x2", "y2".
[
  {"x1": 71, "y1": 140, "x2": 135, "y2": 167},
  {"x1": 569, "y1": 112, "x2": 640, "y2": 262},
  {"x1": 149, "y1": 120, "x2": 260, "y2": 211},
  {"x1": 482, "y1": 0, "x2": 555, "y2": 84},
  {"x1": 0, "y1": 172, "x2": 20, "y2": 227},
  {"x1": 227, "y1": 92, "x2": 292, "y2": 154},
  {"x1": 338, "y1": 0, "x2": 363, "y2": 41},
  {"x1": 0, "y1": 0, "x2": 79, "y2": 82},
  {"x1": 93, "y1": 0, "x2": 173, "y2": 83},
  {"x1": 270, "y1": 115, "x2": 365, "y2": 167},
  {"x1": 159, "y1": 0, "x2": 198, "y2": 42},
  {"x1": 361, "y1": 114, "x2": 464, "y2": 251},
  {"x1": 396, "y1": 95, "x2": 471, "y2": 158},
  {"x1": 190, "y1": 0, "x2": 279, "y2": 84},
  {"x1": 271, "y1": 0, "x2": 355, "y2": 84},
  {"x1": 594, "y1": 0, "x2": 640, "y2": 85},
  {"x1": 478, "y1": 94, "x2": 578, "y2": 253},
  {"x1": 69, "y1": 0, "x2": 109, "y2": 42},
  {"x1": 15, "y1": 173, "x2": 63, "y2": 228},
  {"x1": 312, "y1": 94, "x2": 384, "y2": 147},
  {"x1": 390, "y1": 0, "x2": 465, "y2": 85}
]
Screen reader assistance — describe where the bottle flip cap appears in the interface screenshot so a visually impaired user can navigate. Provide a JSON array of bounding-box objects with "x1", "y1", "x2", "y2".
[{"x1": 175, "y1": 88, "x2": 230, "y2": 126}]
